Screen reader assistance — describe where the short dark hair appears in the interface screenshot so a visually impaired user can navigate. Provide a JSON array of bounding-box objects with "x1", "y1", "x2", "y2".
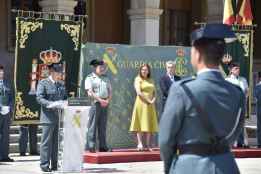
[
  {"x1": 139, "y1": 64, "x2": 151, "y2": 79},
  {"x1": 228, "y1": 62, "x2": 240, "y2": 70},
  {"x1": 193, "y1": 38, "x2": 225, "y2": 66},
  {"x1": 0, "y1": 65, "x2": 4, "y2": 70}
]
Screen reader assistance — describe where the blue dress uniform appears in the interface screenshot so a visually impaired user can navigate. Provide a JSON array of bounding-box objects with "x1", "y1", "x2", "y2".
[
  {"x1": 19, "y1": 124, "x2": 38, "y2": 156},
  {"x1": 159, "y1": 24, "x2": 245, "y2": 174},
  {"x1": 255, "y1": 73, "x2": 261, "y2": 147},
  {"x1": 225, "y1": 63, "x2": 249, "y2": 147},
  {"x1": 36, "y1": 64, "x2": 67, "y2": 172},
  {"x1": 0, "y1": 79, "x2": 14, "y2": 161}
]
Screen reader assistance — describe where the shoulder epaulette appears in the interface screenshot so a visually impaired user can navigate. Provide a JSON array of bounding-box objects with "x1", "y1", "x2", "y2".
[
  {"x1": 230, "y1": 83, "x2": 244, "y2": 94},
  {"x1": 178, "y1": 76, "x2": 196, "y2": 85}
]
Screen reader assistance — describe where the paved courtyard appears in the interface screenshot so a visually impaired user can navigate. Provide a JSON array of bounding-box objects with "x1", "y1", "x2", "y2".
[{"x1": 0, "y1": 154, "x2": 261, "y2": 174}]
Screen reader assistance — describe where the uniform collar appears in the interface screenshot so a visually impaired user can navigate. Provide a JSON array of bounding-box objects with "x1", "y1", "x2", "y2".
[
  {"x1": 92, "y1": 72, "x2": 105, "y2": 78},
  {"x1": 167, "y1": 73, "x2": 174, "y2": 78},
  {"x1": 92, "y1": 72, "x2": 99, "y2": 78},
  {"x1": 197, "y1": 68, "x2": 220, "y2": 76},
  {"x1": 197, "y1": 69, "x2": 223, "y2": 81},
  {"x1": 230, "y1": 74, "x2": 239, "y2": 79}
]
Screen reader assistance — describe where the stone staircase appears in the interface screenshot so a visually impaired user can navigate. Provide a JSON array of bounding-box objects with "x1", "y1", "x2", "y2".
[
  {"x1": 9, "y1": 125, "x2": 42, "y2": 154},
  {"x1": 8, "y1": 115, "x2": 258, "y2": 153}
]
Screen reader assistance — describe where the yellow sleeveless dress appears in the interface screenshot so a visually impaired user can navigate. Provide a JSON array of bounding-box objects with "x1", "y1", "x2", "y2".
[{"x1": 129, "y1": 76, "x2": 158, "y2": 133}]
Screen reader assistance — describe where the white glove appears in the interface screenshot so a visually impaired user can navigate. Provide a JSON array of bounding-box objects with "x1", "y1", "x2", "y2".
[
  {"x1": 47, "y1": 100, "x2": 67, "y2": 109},
  {"x1": 55, "y1": 100, "x2": 67, "y2": 109},
  {"x1": 0, "y1": 106, "x2": 10, "y2": 115},
  {"x1": 47, "y1": 101, "x2": 60, "y2": 109}
]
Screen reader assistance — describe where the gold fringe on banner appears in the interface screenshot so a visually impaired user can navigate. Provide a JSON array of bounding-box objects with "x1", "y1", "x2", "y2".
[
  {"x1": 194, "y1": 22, "x2": 257, "y2": 31},
  {"x1": 11, "y1": 9, "x2": 87, "y2": 22}
]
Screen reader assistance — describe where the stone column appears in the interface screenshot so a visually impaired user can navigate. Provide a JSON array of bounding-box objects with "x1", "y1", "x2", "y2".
[
  {"x1": 206, "y1": 0, "x2": 224, "y2": 23},
  {"x1": 39, "y1": 0, "x2": 77, "y2": 14},
  {"x1": 128, "y1": 0, "x2": 163, "y2": 46}
]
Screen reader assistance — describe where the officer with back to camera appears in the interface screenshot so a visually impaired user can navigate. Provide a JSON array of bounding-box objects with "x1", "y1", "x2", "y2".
[{"x1": 159, "y1": 24, "x2": 245, "y2": 174}]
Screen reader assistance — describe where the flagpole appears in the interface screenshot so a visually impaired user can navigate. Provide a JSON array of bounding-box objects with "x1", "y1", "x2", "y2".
[{"x1": 249, "y1": 28, "x2": 254, "y2": 118}]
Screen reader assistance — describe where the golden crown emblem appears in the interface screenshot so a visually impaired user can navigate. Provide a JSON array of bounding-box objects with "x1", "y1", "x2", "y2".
[
  {"x1": 39, "y1": 48, "x2": 62, "y2": 65},
  {"x1": 105, "y1": 47, "x2": 116, "y2": 56}
]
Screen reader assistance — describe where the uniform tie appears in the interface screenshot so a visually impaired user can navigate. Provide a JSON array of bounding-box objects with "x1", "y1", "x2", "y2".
[{"x1": 55, "y1": 82, "x2": 60, "y2": 91}]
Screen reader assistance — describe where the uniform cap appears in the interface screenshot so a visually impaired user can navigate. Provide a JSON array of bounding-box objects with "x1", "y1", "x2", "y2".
[
  {"x1": 89, "y1": 59, "x2": 104, "y2": 67},
  {"x1": 48, "y1": 63, "x2": 63, "y2": 73},
  {"x1": 191, "y1": 24, "x2": 237, "y2": 43}
]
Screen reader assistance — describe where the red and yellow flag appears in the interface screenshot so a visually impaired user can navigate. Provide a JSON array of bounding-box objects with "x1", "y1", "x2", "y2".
[
  {"x1": 223, "y1": 0, "x2": 253, "y2": 25},
  {"x1": 237, "y1": 0, "x2": 253, "y2": 25},
  {"x1": 223, "y1": 0, "x2": 236, "y2": 25}
]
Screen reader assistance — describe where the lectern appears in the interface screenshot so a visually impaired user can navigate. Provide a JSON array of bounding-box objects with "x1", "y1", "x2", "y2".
[{"x1": 57, "y1": 98, "x2": 91, "y2": 172}]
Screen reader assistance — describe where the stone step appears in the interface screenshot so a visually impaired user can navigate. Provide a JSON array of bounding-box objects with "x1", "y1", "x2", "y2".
[
  {"x1": 9, "y1": 125, "x2": 20, "y2": 134},
  {"x1": 10, "y1": 142, "x2": 41, "y2": 154},
  {"x1": 9, "y1": 125, "x2": 42, "y2": 134},
  {"x1": 9, "y1": 125, "x2": 42, "y2": 153},
  {"x1": 9, "y1": 133, "x2": 42, "y2": 144}
]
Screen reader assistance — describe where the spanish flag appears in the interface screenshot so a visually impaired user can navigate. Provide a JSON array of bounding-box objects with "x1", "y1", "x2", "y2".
[
  {"x1": 223, "y1": 0, "x2": 236, "y2": 25},
  {"x1": 237, "y1": 0, "x2": 253, "y2": 25}
]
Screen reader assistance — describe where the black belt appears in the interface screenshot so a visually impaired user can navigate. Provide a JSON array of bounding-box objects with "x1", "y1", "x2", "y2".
[{"x1": 178, "y1": 144, "x2": 230, "y2": 156}]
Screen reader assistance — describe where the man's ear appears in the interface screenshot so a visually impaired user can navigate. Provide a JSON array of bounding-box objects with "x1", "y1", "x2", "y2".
[{"x1": 193, "y1": 48, "x2": 201, "y2": 63}]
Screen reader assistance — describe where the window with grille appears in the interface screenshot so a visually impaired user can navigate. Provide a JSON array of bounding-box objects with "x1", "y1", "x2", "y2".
[
  {"x1": 170, "y1": 10, "x2": 191, "y2": 46},
  {"x1": 7, "y1": 0, "x2": 41, "y2": 51},
  {"x1": 161, "y1": 10, "x2": 191, "y2": 46}
]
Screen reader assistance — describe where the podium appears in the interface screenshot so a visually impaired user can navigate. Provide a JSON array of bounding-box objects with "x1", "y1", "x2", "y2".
[{"x1": 57, "y1": 104, "x2": 90, "y2": 172}]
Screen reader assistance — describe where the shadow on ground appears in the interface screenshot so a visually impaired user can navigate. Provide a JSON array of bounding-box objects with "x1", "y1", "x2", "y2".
[{"x1": 83, "y1": 168, "x2": 126, "y2": 173}]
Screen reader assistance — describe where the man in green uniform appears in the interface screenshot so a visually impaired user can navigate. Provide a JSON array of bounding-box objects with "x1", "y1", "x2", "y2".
[{"x1": 85, "y1": 59, "x2": 112, "y2": 152}]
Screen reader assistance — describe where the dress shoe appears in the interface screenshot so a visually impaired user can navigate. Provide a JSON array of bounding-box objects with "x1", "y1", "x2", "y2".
[
  {"x1": 41, "y1": 167, "x2": 52, "y2": 172},
  {"x1": 238, "y1": 144, "x2": 249, "y2": 148},
  {"x1": 51, "y1": 167, "x2": 57, "y2": 171},
  {"x1": 88, "y1": 148, "x2": 96, "y2": 153},
  {"x1": 242, "y1": 145, "x2": 249, "y2": 148},
  {"x1": 20, "y1": 152, "x2": 26, "y2": 156},
  {"x1": 137, "y1": 143, "x2": 144, "y2": 151},
  {"x1": 147, "y1": 147, "x2": 154, "y2": 152},
  {"x1": 99, "y1": 148, "x2": 112, "y2": 152},
  {"x1": 0, "y1": 157, "x2": 14, "y2": 162}
]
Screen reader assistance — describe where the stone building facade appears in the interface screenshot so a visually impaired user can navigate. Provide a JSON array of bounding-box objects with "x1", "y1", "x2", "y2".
[{"x1": 0, "y1": 0, "x2": 260, "y2": 79}]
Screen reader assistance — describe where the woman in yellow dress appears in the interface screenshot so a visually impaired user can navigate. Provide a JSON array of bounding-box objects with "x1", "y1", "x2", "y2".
[{"x1": 129, "y1": 64, "x2": 158, "y2": 151}]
